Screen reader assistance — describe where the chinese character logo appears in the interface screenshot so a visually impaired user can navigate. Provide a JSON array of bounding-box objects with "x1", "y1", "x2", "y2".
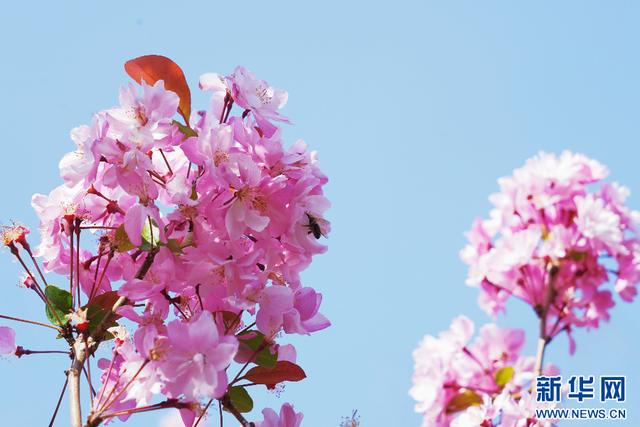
[
  {"x1": 536, "y1": 376, "x2": 562, "y2": 402},
  {"x1": 601, "y1": 376, "x2": 626, "y2": 402},
  {"x1": 567, "y1": 375, "x2": 595, "y2": 402}
]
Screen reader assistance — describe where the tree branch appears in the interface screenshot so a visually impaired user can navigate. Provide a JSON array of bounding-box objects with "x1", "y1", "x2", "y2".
[
  {"x1": 69, "y1": 339, "x2": 88, "y2": 427},
  {"x1": 221, "y1": 395, "x2": 255, "y2": 427},
  {"x1": 69, "y1": 249, "x2": 158, "y2": 427}
]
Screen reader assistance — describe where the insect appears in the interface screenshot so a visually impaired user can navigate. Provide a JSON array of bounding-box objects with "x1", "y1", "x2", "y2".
[{"x1": 305, "y1": 213, "x2": 325, "y2": 239}]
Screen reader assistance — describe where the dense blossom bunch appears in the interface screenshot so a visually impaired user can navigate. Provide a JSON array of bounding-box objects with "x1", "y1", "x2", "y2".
[
  {"x1": 0, "y1": 56, "x2": 330, "y2": 426},
  {"x1": 412, "y1": 151, "x2": 640, "y2": 427},
  {"x1": 460, "y1": 151, "x2": 640, "y2": 350},
  {"x1": 410, "y1": 316, "x2": 556, "y2": 427}
]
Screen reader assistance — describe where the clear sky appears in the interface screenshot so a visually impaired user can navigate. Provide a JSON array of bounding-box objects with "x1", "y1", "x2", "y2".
[{"x1": 0, "y1": 1, "x2": 639, "y2": 426}]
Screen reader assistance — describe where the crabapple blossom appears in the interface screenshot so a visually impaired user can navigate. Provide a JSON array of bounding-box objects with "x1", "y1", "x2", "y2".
[
  {"x1": 0, "y1": 326, "x2": 16, "y2": 355},
  {"x1": 412, "y1": 152, "x2": 639, "y2": 427},
  {"x1": 157, "y1": 311, "x2": 238, "y2": 401},
  {"x1": 227, "y1": 66, "x2": 290, "y2": 138},
  {"x1": 410, "y1": 316, "x2": 555, "y2": 427},
  {"x1": 0, "y1": 55, "x2": 331, "y2": 427},
  {"x1": 460, "y1": 151, "x2": 640, "y2": 351},
  {"x1": 256, "y1": 403, "x2": 304, "y2": 427}
]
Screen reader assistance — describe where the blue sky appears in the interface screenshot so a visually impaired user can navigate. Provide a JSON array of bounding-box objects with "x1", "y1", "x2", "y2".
[{"x1": 0, "y1": 1, "x2": 639, "y2": 426}]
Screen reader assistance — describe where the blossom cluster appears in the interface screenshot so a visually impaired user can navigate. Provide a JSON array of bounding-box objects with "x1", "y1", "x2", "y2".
[
  {"x1": 412, "y1": 151, "x2": 639, "y2": 427},
  {"x1": 0, "y1": 56, "x2": 329, "y2": 426},
  {"x1": 410, "y1": 316, "x2": 556, "y2": 427},
  {"x1": 460, "y1": 151, "x2": 640, "y2": 350}
]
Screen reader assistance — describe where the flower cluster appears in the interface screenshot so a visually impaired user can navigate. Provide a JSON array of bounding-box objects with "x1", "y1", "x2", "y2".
[
  {"x1": 413, "y1": 151, "x2": 640, "y2": 427},
  {"x1": 410, "y1": 316, "x2": 556, "y2": 427},
  {"x1": 460, "y1": 151, "x2": 640, "y2": 351},
  {"x1": 1, "y1": 56, "x2": 330, "y2": 426}
]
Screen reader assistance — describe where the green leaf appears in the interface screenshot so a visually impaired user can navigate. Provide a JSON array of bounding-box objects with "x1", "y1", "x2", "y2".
[
  {"x1": 84, "y1": 291, "x2": 120, "y2": 337},
  {"x1": 237, "y1": 330, "x2": 277, "y2": 368},
  {"x1": 242, "y1": 361, "x2": 306, "y2": 386},
  {"x1": 140, "y1": 219, "x2": 160, "y2": 251},
  {"x1": 445, "y1": 390, "x2": 483, "y2": 414},
  {"x1": 172, "y1": 120, "x2": 198, "y2": 139},
  {"x1": 494, "y1": 366, "x2": 515, "y2": 387},
  {"x1": 44, "y1": 285, "x2": 72, "y2": 326},
  {"x1": 114, "y1": 224, "x2": 136, "y2": 252},
  {"x1": 226, "y1": 386, "x2": 253, "y2": 413},
  {"x1": 190, "y1": 183, "x2": 198, "y2": 201},
  {"x1": 566, "y1": 250, "x2": 588, "y2": 261},
  {"x1": 164, "y1": 238, "x2": 184, "y2": 255}
]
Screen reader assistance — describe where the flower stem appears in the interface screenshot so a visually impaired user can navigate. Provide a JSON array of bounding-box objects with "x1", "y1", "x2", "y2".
[
  {"x1": 16, "y1": 347, "x2": 70, "y2": 357},
  {"x1": 533, "y1": 264, "x2": 559, "y2": 400},
  {"x1": 194, "y1": 398, "x2": 214, "y2": 427},
  {"x1": 221, "y1": 394, "x2": 254, "y2": 427},
  {"x1": 48, "y1": 377, "x2": 68, "y2": 427},
  {"x1": 534, "y1": 336, "x2": 547, "y2": 377},
  {"x1": 0, "y1": 313, "x2": 61, "y2": 331}
]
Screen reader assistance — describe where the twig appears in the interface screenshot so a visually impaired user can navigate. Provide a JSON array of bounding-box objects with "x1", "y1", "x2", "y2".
[
  {"x1": 48, "y1": 377, "x2": 68, "y2": 427},
  {"x1": 194, "y1": 398, "x2": 214, "y2": 427},
  {"x1": 221, "y1": 395, "x2": 255, "y2": 427},
  {"x1": 0, "y1": 313, "x2": 61, "y2": 331},
  {"x1": 69, "y1": 249, "x2": 158, "y2": 427}
]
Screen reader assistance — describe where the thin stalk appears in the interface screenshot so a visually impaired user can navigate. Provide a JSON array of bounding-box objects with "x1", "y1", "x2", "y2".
[
  {"x1": 69, "y1": 223, "x2": 75, "y2": 304},
  {"x1": 221, "y1": 395, "x2": 254, "y2": 427},
  {"x1": 98, "y1": 359, "x2": 149, "y2": 414},
  {"x1": 12, "y1": 250, "x2": 64, "y2": 326},
  {"x1": 76, "y1": 226, "x2": 82, "y2": 308},
  {"x1": 94, "y1": 400, "x2": 187, "y2": 425},
  {"x1": 89, "y1": 251, "x2": 113, "y2": 302},
  {"x1": 26, "y1": 248, "x2": 49, "y2": 288},
  {"x1": 96, "y1": 347, "x2": 118, "y2": 409},
  {"x1": 17, "y1": 349, "x2": 69, "y2": 356},
  {"x1": 79, "y1": 226, "x2": 117, "y2": 230},
  {"x1": 159, "y1": 149, "x2": 173, "y2": 175},
  {"x1": 48, "y1": 377, "x2": 68, "y2": 427},
  {"x1": 0, "y1": 313, "x2": 61, "y2": 331},
  {"x1": 194, "y1": 398, "x2": 214, "y2": 427}
]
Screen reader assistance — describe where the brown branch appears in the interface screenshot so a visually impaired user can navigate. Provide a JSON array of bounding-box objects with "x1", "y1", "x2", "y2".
[
  {"x1": 534, "y1": 264, "x2": 558, "y2": 377},
  {"x1": 69, "y1": 249, "x2": 159, "y2": 427},
  {"x1": 221, "y1": 395, "x2": 255, "y2": 427}
]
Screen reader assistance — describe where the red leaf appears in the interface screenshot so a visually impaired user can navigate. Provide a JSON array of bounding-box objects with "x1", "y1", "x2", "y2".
[
  {"x1": 124, "y1": 55, "x2": 192, "y2": 124},
  {"x1": 242, "y1": 361, "x2": 307, "y2": 386}
]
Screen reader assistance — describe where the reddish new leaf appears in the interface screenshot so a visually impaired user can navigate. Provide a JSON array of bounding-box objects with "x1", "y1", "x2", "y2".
[
  {"x1": 124, "y1": 55, "x2": 192, "y2": 124},
  {"x1": 242, "y1": 361, "x2": 307, "y2": 386}
]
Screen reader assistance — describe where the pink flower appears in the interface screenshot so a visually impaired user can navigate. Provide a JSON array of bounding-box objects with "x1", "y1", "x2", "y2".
[
  {"x1": 256, "y1": 286, "x2": 329, "y2": 336},
  {"x1": 106, "y1": 81, "x2": 179, "y2": 152},
  {"x1": 124, "y1": 203, "x2": 165, "y2": 247},
  {"x1": 256, "y1": 286, "x2": 295, "y2": 335},
  {"x1": 575, "y1": 194, "x2": 625, "y2": 253},
  {"x1": 411, "y1": 317, "x2": 551, "y2": 427},
  {"x1": 198, "y1": 72, "x2": 229, "y2": 122},
  {"x1": 23, "y1": 60, "x2": 332, "y2": 422},
  {"x1": 157, "y1": 311, "x2": 238, "y2": 400},
  {"x1": 227, "y1": 66, "x2": 290, "y2": 137},
  {"x1": 256, "y1": 403, "x2": 304, "y2": 427},
  {"x1": 283, "y1": 287, "x2": 330, "y2": 334},
  {"x1": 461, "y1": 151, "x2": 640, "y2": 350},
  {"x1": 159, "y1": 409, "x2": 207, "y2": 427},
  {"x1": 0, "y1": 326, "x2": 16, "y2": 355}
]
